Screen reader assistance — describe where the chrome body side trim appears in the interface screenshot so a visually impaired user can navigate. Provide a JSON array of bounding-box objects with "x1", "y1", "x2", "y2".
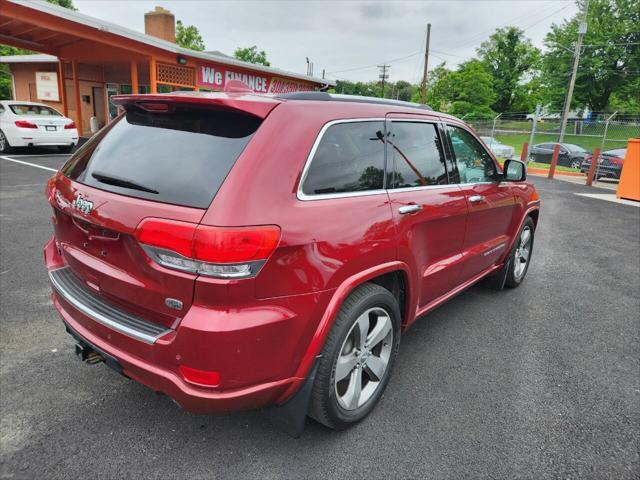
[
  {"x1": 296, "y1": 117, "x2": 508, "y2": 202},
  {"x1": 297, "y1": 118, "x2": 387, "y2": 201}
]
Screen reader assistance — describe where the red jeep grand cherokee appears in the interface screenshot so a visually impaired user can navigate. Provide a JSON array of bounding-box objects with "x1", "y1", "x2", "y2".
[{"x1": 44, "y1": 91, "x2": 539, "y2": 433}]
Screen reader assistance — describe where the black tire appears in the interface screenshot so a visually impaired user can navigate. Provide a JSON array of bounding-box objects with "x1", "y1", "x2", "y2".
[
  {"x1": 309, "y1": 282, "x2": 401, "y2": 430},
  {"x1": 58, "y1": 145, "x2": 74, "y2": 153},
  {"x1": 505, "y1": 217, "x2": 535, "y2": 288},
  {"x1": 569, "y1": 158, "x2": 582, "y2": 169},
  {"x1": 0, "y1": 130, "x2": 13, "y2": 153}
]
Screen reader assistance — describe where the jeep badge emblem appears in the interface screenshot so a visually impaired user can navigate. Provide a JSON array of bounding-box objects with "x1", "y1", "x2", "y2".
[
  {"x1": 165, "y1": 298, "x2": 183, "y2": 310},
  {"x1": 71, "y1": 193, "x2": 93, "y2": 214}
]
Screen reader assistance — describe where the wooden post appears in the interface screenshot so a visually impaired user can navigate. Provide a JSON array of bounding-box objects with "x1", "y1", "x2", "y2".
[
  {"x1": 149, "y1": 57, "x2": 157, "y2": 93},
  {"x1": 586, "y1": 148, "x2": 601, "y2": 186},
  {"x1": 520, "y1": 142, "x2": 529, "y2": 162},
  {"x1": 131, "y1": 60, "x2": 139, "y2": 94},
  {"x1": 57, "y1": 60, "x2": 68, "y2": 117},
  {"x1": 548, "y1": 143, "x2": 561, "y2": 179},
  {"x1": 71, "y1": 60, "x2": 83, "y2": 137}
]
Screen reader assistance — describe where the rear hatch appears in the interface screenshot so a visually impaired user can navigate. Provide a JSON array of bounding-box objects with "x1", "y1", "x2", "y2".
[{"x1": 48, "y1": 94, "x2": 278, "y2": 329}]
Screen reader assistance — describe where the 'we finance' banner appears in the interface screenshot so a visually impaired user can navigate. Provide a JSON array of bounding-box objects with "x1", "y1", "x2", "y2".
[{"x1": 197, "y1": 62, "x2": 317, "y2": 94}]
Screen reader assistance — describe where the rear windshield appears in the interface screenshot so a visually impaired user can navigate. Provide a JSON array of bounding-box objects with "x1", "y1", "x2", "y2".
[
  {"x1": 10, "y1": 104, "x2": 62, "y2": 116},
  {"x1": 62, "y1": 105, "x2": 261, "y2": 208}
]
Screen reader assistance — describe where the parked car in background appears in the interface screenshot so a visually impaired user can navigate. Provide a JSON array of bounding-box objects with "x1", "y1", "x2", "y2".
[
  {"x1": 480, "y1": 136, "x2": 515, "y2": 159},
  {"x1": 43, "y1": 91, "x2": 540, "y2": 433},
  {"x1": 580, "y1": 148, "x2": 626, "y2": 179},
  {"x1": 529, "y1": 142, "x2": 588, "y2": 169},
  {"x1": 0, "y1": 100, "x2": 78, "y2": 153}
]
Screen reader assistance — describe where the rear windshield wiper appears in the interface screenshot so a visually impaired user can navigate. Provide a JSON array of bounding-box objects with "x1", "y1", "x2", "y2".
[{"x1": 91, "y1": 171, "x2": 159, "y2": 194}]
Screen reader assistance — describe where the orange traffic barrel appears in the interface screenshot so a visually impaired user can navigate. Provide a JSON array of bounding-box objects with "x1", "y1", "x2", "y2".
[{"x1": 616, "y1": 138, "x2": 640, "y2": 201}]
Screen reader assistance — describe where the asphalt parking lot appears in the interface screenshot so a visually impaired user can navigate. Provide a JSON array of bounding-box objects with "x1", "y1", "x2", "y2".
[{"x1": 1, "y1": 151, "x2": 639, "y2": 479}]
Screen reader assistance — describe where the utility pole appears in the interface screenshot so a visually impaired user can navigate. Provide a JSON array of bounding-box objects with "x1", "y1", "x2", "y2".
[
  {"x1": 378, "y1": 64, "x2": 390, "y2": 98},
  {"x1": 421, "y1": 23, "x2": 431, "y2": 105},
  {"x1": 558, "y1": 0, "x2": 589, "y2": 142}
]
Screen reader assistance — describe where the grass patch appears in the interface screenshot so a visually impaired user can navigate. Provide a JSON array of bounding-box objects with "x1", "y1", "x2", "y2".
[
  {"x1": 495, "y1": 132, "x2": 636, "y2": 157},
  {"x1": 496, "y1": 158, "x2": 582, "y2": 173}
]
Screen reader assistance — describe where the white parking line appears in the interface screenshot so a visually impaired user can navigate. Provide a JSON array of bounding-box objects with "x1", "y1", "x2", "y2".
[
  {"x1": 0, "y1": 155, "x2": 57, "y2": 173},
  {"x1": 3, "y1": 154, "x2": 71, "y2": 158}
]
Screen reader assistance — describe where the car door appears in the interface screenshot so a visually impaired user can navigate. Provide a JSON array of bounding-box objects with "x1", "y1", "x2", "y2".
[
  {"x1": 385, "y1": 117, "x2": 468, "y2": 309},
  {"x1": 532, "y1": 143, "x2": 553, "y2": 163},
  {"x1": 557, "y1": 145, "x2": 571, "y2": 166},
  {"x1": 444, "y1": 123, "x2": 517, "y2": 280}
]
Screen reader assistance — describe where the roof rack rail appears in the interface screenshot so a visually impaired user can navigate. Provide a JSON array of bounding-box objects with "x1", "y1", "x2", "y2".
[{"x1": 275, "y1": 92, "x2": 432, "y2": 111}]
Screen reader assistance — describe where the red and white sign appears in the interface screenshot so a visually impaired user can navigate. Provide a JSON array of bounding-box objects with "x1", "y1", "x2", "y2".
[
  {"x1": 35, "y1": 71, "x2": 59, "y2": 102},
  {"x1": 197, "y1": 62, "x2": 316, "y2": 94}
]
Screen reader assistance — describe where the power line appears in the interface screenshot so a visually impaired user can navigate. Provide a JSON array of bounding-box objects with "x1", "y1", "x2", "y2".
[
  {"x1": 449, "y1": 0, "x2": 569, "y2": 49},
  {"x1": 327, "y1": 51, "x2": 421, "y2": 75},
  {"x1": 326, "y1": 0, "x2": 577, "y2": 81}
]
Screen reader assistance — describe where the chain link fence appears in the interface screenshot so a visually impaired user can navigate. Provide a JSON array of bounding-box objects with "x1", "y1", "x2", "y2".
[{"x1": 463, "y1": 112, "x2": 640, "y2": 180}]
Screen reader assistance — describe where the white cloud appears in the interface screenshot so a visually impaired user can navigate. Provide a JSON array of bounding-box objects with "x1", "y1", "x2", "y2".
[{"x1": 74, "y1": 0, "x2": 578, "y2": 82}]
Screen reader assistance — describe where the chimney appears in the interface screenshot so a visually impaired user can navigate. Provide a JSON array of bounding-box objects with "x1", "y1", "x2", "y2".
[{"x1": 144, "y1": 6, "x2": 175, "y2": 43}]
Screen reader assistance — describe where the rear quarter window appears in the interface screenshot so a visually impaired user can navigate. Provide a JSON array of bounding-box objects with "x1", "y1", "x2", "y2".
[
  {"x1": 301, "y1": 121, "x2": 385, "y2": 196},
  {"x1": 62, "y1": 105, "x2": 261, "y2": 208}
]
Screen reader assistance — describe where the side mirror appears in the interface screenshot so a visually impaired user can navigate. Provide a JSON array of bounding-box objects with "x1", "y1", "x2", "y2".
[{"x1": 503, "y1": 159, "x2": 527, "y2": 182}]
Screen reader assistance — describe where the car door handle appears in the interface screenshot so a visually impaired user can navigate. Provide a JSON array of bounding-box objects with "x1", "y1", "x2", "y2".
[
  {"x1": 398, "y1": 204, "x2": 422, "y2": 215},
  {"x1": 469, "y1": 195, "x2": 485, "y2": 204}
]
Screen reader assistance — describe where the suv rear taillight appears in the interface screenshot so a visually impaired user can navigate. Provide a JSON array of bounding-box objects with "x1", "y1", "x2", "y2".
[
  {"x1": 135, "y1": 218, "x2": 280, "y2": 279},
  {"x1": 15, "y1": 120, "x2": 38, "y2": 129}
]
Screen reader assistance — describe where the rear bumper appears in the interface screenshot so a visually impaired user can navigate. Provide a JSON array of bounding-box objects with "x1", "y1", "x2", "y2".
[
  {"x1": 580, "y1": 163, "x2": 621, "y2": 178},
  {"x1": 44, "y1": 237, "x2": 329, "y2": 414},
  {"x1": 54, "y1": 296, "x2": 302, "y2": 413},
  {"x1": 9, "y1": 130, "x2": 77, "y2": 147}
]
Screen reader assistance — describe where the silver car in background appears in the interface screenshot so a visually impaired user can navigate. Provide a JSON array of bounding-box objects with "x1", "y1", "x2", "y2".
[{"x1": 481, "y1": 136, "x2": 515, "y2": 159}]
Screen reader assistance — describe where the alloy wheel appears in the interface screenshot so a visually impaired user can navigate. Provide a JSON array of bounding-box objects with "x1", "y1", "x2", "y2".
[
  {"x1": 334, "y1": 307, "x2": 393, "y2": 411},
  {"x1": 513, "y1": 226, "x2": 532, "y2": 281},
  {"x1": 0, "y1": 132, "x2": 6, "y2": 152}
]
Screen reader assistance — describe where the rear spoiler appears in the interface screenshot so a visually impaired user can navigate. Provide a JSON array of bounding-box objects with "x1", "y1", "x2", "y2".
[{"x1": 111, "y1": 93, "x2": 281, "y2": 119}]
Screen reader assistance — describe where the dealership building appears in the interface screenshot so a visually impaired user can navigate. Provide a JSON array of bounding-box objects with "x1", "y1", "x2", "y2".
[{"x1": 0, "y1": 0, "x2": 333, "y2": 136}]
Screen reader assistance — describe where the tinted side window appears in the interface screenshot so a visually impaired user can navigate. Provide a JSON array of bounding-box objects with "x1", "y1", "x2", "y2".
[
  {"x1": 447, "y1": 125, "x2": 497, "y2": 184},
  {"x1": 389, "y1": 122, "x2": 447, "y2": 188},
  {"x1": 302, "y1": 121, "x2": 385, "y2": 196}
]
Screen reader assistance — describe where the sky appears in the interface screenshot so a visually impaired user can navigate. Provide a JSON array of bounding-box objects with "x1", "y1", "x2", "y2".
[{"x1": 73, "y1": 0, "x2": 580, "y2": 84}]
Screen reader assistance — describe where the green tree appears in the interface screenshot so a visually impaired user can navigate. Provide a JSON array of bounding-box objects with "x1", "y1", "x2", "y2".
[
  {"x1": 542, "y1": 0, "x2": 640, "y2": 112},
  {"x1": 448, "y1": 60, "x2": 496, "y2": 118},
  {"x1": 47, "y1": 0, "x2": 76, "y2": 9},
  {"x1": 477, "y1": 26, "x2": 540, "y2": 112},
  {"x1": 175, "y1": 20, "x2": 205, "y2": 51},
  {"x1": 234, "y1": 46, "x2": 271, "y2": 67},
  {"x1": 414, "y1": 62, "x2": 455, "y2": 110},
  {"x1": 2, "y1": 1, "x2": 76, "y2": 98},
  {"x1": 1, "y1": 45, "x2": 31, "y2": 100},
  {"x1": 391, "y1": 80, "x2": 415, "y2": 101}
]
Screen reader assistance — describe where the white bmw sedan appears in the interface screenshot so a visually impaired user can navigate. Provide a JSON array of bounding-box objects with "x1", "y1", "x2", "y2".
[{"x1": 0, "y1": 101, "x2": 78, "y2": 153}]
